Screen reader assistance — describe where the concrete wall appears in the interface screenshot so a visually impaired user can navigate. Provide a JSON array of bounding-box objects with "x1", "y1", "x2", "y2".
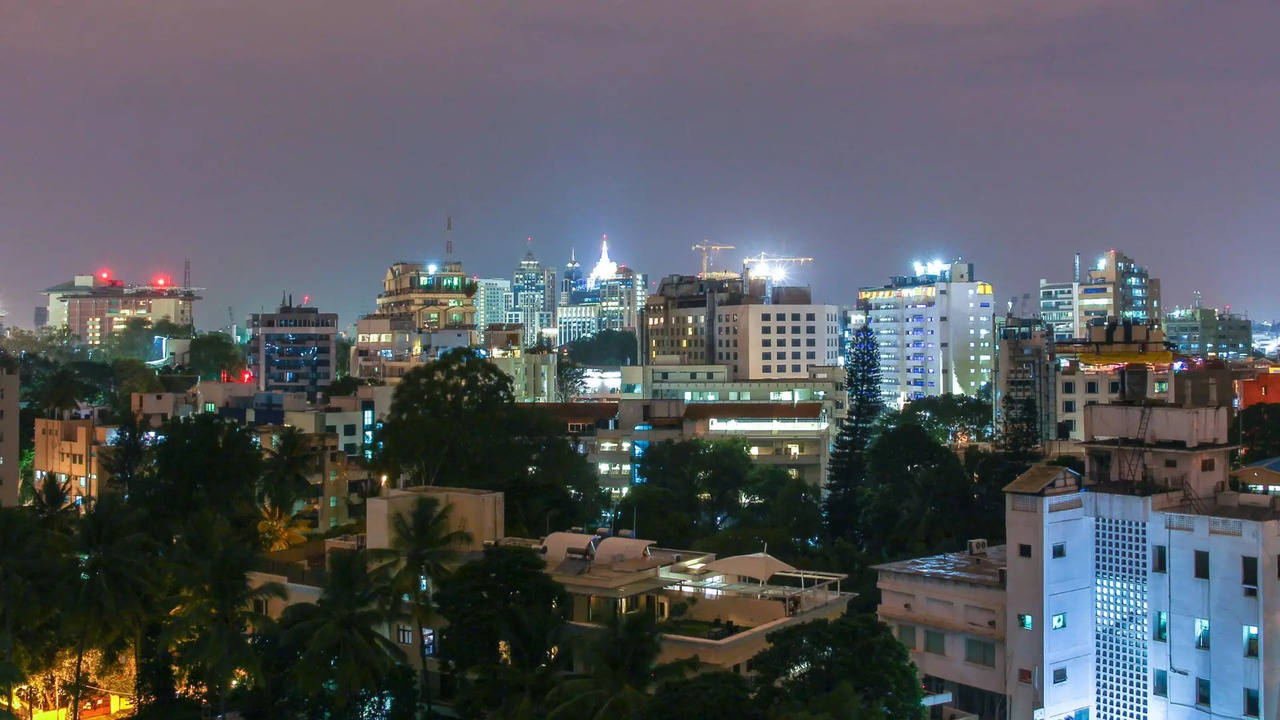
[{"x1": 367, "y1": 487, "x2": 503, "y2": 552}]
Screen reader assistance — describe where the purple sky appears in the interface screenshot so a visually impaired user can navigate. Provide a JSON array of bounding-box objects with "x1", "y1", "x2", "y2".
[{"x1": 3, "y1": 1, "x2": 1279, "y2": 331}]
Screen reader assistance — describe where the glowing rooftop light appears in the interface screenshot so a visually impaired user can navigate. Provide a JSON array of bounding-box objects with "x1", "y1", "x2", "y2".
[
  {"x1": 155, "y1": 277, "x2": 167, "y2": 286},
  {"x1": 587, "y1": 235, "x2": 618, "y2": 289},
  {"x1": 99, "y1": 270, "x2": 110, "y2": 280},
  {"x1": 1097, "y1": 257, "x2": 1107, "y2": 271},
  {"x1": 427, "y1": 263, "x2": 439, "y2": 275},
  {"x1": 771, "y1": 266, "x2": 787, "y2": 283}
]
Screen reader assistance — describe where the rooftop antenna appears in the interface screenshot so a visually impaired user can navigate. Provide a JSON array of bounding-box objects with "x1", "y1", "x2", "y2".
[
  {"x1": 1193, "y1": 289, "x2": 1202, "y2": 308},
  {"x1": 1073, "y1": 253, "x2": 1081, "y2": 283},
  {"x1": 183, "y1": 258, "x2": 191, "y2": 288},
  {"x1": 445, "y1": 216, "x2": 453, "y2": 260}
]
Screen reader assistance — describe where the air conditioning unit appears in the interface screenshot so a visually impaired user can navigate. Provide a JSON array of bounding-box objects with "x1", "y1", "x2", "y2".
[{"x1": 967, "y1": 538, "x2": 988, "y2": 556}]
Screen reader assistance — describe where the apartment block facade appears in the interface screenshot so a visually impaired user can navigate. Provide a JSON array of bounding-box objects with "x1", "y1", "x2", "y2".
[
  {"x1": 248, "y1": 302, "x2": 338, "y2": 401},
  {"x1": 858, "y1": 261, "x2": 996, "y2": 407}
]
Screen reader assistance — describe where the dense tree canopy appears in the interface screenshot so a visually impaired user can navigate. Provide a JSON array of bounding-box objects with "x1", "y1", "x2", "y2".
[
  {"x1": 751, "y1": 613, "x2": 922, "y2": 719},
  {"x1": 898, "y1": 393, "x2": 993, "y2": 444},
  {"x1": 376, "y1": 348, "x2": 605, "y2": 535},
  {"x1": 564, "y1": 329, "x2": 638, "y2": 366},
  {"x1": 1240, "y1": 402, "x2": 1280, "y2": 464},
  {"x1": 186, "y1": 332, "x2": 246, "y2": 381}
]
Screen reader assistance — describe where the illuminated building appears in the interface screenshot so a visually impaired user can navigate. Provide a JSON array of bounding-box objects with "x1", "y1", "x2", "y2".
[
  {"x1": 560, "y1": 248, "x2": 585, "y2": 305},
  {"x1": 1075, "y1": 249, "x2": 1161, "y2": 329},
  {"x1": 880, "y1": 401, "x2": 1277, "y2": 720},
  {"x1": 474, "y1": 278, "x2": 512, "y2": 336},
  {"x1": 248, "y1": 299, "x2": 338, "y2": 401},
  {"x1": 1038, "y1": 279, "x2": 1079, "y2": 341},
  {"x1": 40, "y1": 271, "x2": 200, "y2": 347},
  {"x1": 0, "y1": 359, "x2": 17, "y2": 507},
  {"x1": 32, "y1": 418, "x2": 116, "y2": 506},
  {"x1": 375, "y1": 260, "x2": 477, "y2": 331},
  {"x1": 857, "y1": 260, "x2": 996, "y2": 407},
  {"x1": 645, "y1": 275, "x2": 746, "y2": 366},
  {"x1": 509, "y1": 247, "x2": 557, "y2": 341},
  {"x1": 721, "y1": 296, "x2": 842, "y2": 380},
  {"x1": 556, "y1": 238, "x2": 647, "y2": 345},
  {"x1": 253, "y1": 425, "x2": 351, "y2": 530},
  {"x1": 1238, "y1": 369, "x2": 1280, "y2": 412},
  {"x1": 1163, "y1": 305, "x2": 1252, "y2": 360}
]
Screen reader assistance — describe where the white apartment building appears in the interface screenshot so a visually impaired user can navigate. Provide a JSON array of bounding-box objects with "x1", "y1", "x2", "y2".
[
  {"x1": 474, "y1": 278, "x2": 512, "y2": 334},
  {"x1": 719, "y1": 303, "x2": 841, "y2": 380},
  {"x1": 882, "y1": 401, "x2": 1278, "y2": 720},
  {"x1": 858, "y1": 261, "x2": 996, "y2": 408}
]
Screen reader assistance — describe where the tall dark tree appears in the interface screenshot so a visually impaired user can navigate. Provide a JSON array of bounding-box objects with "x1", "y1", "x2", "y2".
[
  {"x1": 258, "y1": 426, "x2": 317, "y2": 514},
  {"x1": 999, "y1": 394, "x2": 1042, "y2": 461},
  {"x1": 546, "y1": 611, "x2": 693, "y2": 720},
  {"x1": 750, "y1": 613, "x2": 921, "y2": 718},
  {"x1": 377, "y1": 348, "x2": 517, "y2": 487},
  {"x1": 280, "y1": 549, "x2": 406, "y2": 716},
  {"x1": 388, "y1": 496, "x2": 471, "y2": 715},
  {"x1": 1240, "y1": 402, "x2": 1280, "y2": 464},
  {"x1": 66, "y1": 496, "x2": 157, "y2": 720},
  {"x1": 824, "y1": 324, "x2": 883, "y2": 540},
  {"x1": 435, "y1": 546, "x2": 569, "y2": 672},
  {"x1": 186, "y1": 332, "x2": 246, "y2": 381},
  {"x1": 639, "y1": 671, "x2": 761, "y2": 720}
]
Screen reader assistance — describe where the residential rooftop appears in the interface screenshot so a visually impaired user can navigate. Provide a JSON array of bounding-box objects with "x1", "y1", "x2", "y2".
[{"x1": 874, "y1": 545, "x2": 1008, "y2": 588}]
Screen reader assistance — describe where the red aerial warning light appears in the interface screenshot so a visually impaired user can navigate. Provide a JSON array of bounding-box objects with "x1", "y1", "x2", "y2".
[
  {"x1": 155, "y1": 277, "x2": 167, "y2": 286},
  {"x1": 99, "y1": 270, "x2": 110, "y2": 280}
]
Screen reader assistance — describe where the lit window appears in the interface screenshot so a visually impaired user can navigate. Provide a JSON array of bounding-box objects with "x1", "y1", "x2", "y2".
[
  {"x1": 1017, "y1": 614, "x2": 1033, "y2": 630},
  {"x1": 1154, "y1": 611, "x2": 1168, "y2": 642},
  {"x1": 1051, "y1": 613, "x2": 1066, "y2": 630},
  {"x1": 1195, "y1": 618, "x2": 1210, "y2": 649},
  {"x1": 1244, "y1": 625, "x2": 1259, "y2": 658}
]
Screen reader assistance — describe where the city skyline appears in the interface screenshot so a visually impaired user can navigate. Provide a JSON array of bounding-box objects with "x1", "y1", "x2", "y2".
[{"x1": 3, "y1": 2, "x2": 1279, "y2": 329}]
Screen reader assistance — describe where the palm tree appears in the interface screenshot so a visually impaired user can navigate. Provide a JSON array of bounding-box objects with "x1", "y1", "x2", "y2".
[
  {"x1": 170, "y1": 526, "x2": 285, "y2": 719},
  {"x1": 280, "y1": 549, "x2": 406, "y2": 715},
  {"x1": 67, "y1": 496, "x2": 156, "y2": 720},
  {"x1": 546, "y1": 611, "x2": 694, "y2": 720},
  {"x1": 388, "y1": 497, "x2": 471, "y2": 715},
  {"x1": 31, "y1": 478, "x2": 77, "y2": 535},
  {"x1": 37, "y1": 368, "x2": 82, "y2": 420},
  {"x1": 258, "y1": 427, "x2": 316, "y2": 515},
  {"x1": 256, "y1": 505, "x2": 310, "y2": 552},
  {"x1": 0, "y1": 507, "x2": 66, "y2": 716}
]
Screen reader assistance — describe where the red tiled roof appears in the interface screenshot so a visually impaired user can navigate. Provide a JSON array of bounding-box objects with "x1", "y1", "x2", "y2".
[{"x1": 681, "y1": 402, "x2": 823, "y2": 420}]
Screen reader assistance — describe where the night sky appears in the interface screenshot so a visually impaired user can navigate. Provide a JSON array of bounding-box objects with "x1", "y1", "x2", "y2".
[{"x1": 3, "y1": 1, "x2": 1278, "y2": 331}]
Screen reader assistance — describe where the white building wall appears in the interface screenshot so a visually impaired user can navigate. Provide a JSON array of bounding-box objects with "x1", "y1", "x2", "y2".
[{"x1": 727, "y1": 304, "x2": 839, "y2": 380}]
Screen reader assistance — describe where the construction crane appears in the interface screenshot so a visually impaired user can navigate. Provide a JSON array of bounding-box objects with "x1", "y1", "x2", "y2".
[
  {"x1": 741, "y1": 252, "x2": 814, "y2": 284},
  {"x1": 692, "y1": 242, "x2": 736, "y2": 278}
]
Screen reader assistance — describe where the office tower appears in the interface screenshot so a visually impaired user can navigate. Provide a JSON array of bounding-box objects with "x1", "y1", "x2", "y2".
[
  {"x1": 510, "y1": 247, "x2": 557, "y2": 343},
  {"x1": 1076, "y1": 249, "x2": 1161, "y2": 329},
  {"x1": 249, "y1": 299, "x2": 338, "y2": 401},
  {"x1": 1164, "y1": 306, "x2": 1252, "y2": 360}
]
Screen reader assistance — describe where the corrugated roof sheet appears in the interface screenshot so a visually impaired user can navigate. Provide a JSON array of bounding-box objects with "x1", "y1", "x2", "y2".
[
  {"x1": 875, "y1": 545, "x2": 1008, "y2": 586},
  {"x1": 1003, "y1": 464, "x2": 1078, "y2": 494}
]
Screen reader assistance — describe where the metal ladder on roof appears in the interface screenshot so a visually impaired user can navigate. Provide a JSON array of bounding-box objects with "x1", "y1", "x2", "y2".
[{"x1": 1122, "y1": 405, "x2": 1153, "y2": 484}]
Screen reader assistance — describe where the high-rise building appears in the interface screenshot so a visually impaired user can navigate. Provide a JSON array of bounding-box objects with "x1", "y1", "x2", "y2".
[
  {"x1": 474, "y1": 278, "x2": 513, "y2": 333},
  {"x1": 40, "y1": 271, "x2": 200, "y2": 347},
  {"x1": 560, "y1": 248, "x2": 585, "y2": 305},
  {"x1": 1164, "y1": 305, "x2": 1252, "y2": 360},
  {"x1": 0, "y1": 358, "x2": 18, "y2": 507},
  {"x1": 1038, "y1": 279, "x2": 1079, "y2": 340},
  {"x1": 857, "y1": 260, "x2": 996, "y2": 407},
  {"x1": 1075, "y1": 249, "x2": 1161, "y2": 330},
  {"x1": 510, "y1": 247, "x2": 557, "y2": 343},
  {"x1": 645, "y1": 275, "x2": 752, "y2": 367},
  {"x1": 249, "y1": 300, "x2": 338, "y2": 401}
]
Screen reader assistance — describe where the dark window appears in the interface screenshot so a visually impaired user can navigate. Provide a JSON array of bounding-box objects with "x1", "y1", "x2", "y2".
[
  {"x1": 964, "y1": 638, "x2": 995, "y2": 666},
  {"x1": 1245, "y1": 688, "x2": 1260, "y2": 717},
  {"x1": 1153, "y1": 669, "x2": 1167, "y2": 697},
  {"x1": 790, "y1": 313, "x2": 800, "y2": 321},
  {"x1": 924, "y1": 630, "x2": 944, "y2": 655},
  {"x1": 1086, "y1": 381, "x2": 1098, "y2": 394},
  {"x1": 1019, "y1": 544, "x2": 1032, "y2": 558},
  {"x1": 1164, "y1": 458, "x2": 1178, "y2": 468},
  {"x1": 791, "y1": 364, "x2": 801, "y2": 373},
  {"x1": 343, "y1": 423, "x2": 357, "y2": 435},
  {"x1": 761, "y1": 313, "x2": 770, "y2": 321},
  {"x1": 1152, "y1": 545, "x2": 1167, "y2": 573},
  {"x1": 1196, "y1": 678, "x2": 1210, "y2": 706},
  {"x1": 805, "y1": 313, "x2": 815, "y2": 321},
  {"x1": 1243, "y1": 555, "x2": 1259, "y2": 591},
  {"x1": 1052, "y1": 667, "x2": 1066, "y2": 684},
  {"x1": 1052, "y1": 543, "x2": 1065, "y2": 559},
  {"x1": 1062, "y1": 381, "x2": 1075, "y2": 394},
  {"x1": 1195, "y1": 550, "x2": 1210, "y2": 579},
  {"x1": 1201, "y1": 458, "x2": 1216, "y2": 471}
]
